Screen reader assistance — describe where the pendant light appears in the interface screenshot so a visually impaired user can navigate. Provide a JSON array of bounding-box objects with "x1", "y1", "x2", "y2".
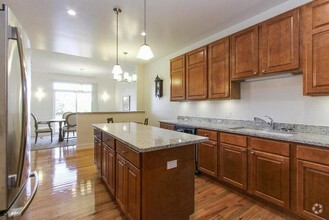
[
  {"x1": 112, "y1": 8, "x2": 123, "y2": 75},
  {"x1": 136, "y1": 0, "x2": 154, "y2": 60}
]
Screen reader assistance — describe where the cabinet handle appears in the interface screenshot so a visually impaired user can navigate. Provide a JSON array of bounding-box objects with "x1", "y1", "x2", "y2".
[{"x1": 262, "y1": 69, "x2": 266, "y2": 73}]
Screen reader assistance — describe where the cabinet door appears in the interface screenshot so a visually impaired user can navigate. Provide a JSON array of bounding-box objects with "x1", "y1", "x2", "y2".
[
  {"x1": 116, "y1": 154, "x2": 126, "y2": 212},
  {"x1": 297, "y1": 160, "x2": 329, "y2": 219},
  {"x1": 170, "y1": 55, "x2": 186, "y2": 101},
  {"x1": 198, "y1": 141, "x2": 217, "y2": 177},
  {"x1": 219, "y1": 143, "x2": 247, "y2": 190},
  {"x1": 107, "y1": 147, "x2": 115, "y2": 195},
  {"x1": 231, "y1": 26, "x2": 259, "y2": 80},
  {"x1": 101, "y1": 145, "x2": 108, "y2": 182},
  {"x1": 94, "y1": 137, "x2": 101, "y2": 171},
  {"x1": 259, "y1": 10, "x2": 299, "y2": 74},
  {"x1": 208, "y1": 37, "x2": 231, "y2": 99},
  {"x1": 250, "y1": 150, "x2": 290, "y2": 208},
  {"x1": 186, "y1": 46, "x2": 208, "y2": 100},
  {"x1": 126, "y1": 162, "x2": 141, "y2": 220},
  {"x1": 302, "y1": 0, "x2": 329, "y2": 95}
]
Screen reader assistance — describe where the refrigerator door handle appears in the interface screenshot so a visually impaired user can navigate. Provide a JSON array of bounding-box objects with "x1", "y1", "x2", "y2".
[
  {"x1": 7, "y1": 171, "x2": 39, "y2": 217},
  {"x1": 8, "y1": 26, "x2": 28, "y2": 187}
]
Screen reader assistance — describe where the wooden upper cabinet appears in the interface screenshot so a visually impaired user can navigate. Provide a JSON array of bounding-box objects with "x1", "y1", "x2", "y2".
[
  {"x1": 259, "y1": 9, "x2": 300, "y2": 74},
  {"x1": 186, "y1": 46, "x2": 208, "y2": 100},
  {"x1": 170, "y1": 55, "x2": 186, "y2": 101},
  {"x1": 231, "y1": 26, "x2": 259, "y2": 80},
  {"x1": 208, "y1": 38, "x2": 240, "y2": 99},
  {"x1": 302, "y1": 0, "x2": 329, "y2": 95}
]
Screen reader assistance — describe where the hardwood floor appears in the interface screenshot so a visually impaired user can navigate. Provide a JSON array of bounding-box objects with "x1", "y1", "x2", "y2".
[{"x1": 21, "y1": 147, "x2": 299, "y2": 220}]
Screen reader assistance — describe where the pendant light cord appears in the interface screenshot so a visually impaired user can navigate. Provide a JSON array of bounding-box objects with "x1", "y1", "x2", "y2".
[
  {"x1": 144, "y1": 0, "x2": 147, "y2": 44},
  {"x1": 114, "y1": 8, "x2": 121, "y2": 65}
]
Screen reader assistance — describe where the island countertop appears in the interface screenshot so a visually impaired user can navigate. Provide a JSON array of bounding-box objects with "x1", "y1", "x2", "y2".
[{"x1": 93, "y1": 122, "x2": 208, "y2": 152}]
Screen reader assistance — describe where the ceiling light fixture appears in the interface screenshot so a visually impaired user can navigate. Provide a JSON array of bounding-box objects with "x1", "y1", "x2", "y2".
[
  {"x1": 67, "y1": 9, "x2": 76, "y2": 16},
  {"x1": 114, "y1": 52, "x2": 137, "y2": 83},
  {"x1": 112, "y1": 8, "x2": 123, "y2": 75},
  {"x1": 136, "y1": 0, "x2": 154, "y2": 60}
]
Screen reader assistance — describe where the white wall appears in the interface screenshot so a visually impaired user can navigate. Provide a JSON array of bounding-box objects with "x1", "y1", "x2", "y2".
[
  {"x1": 143, "y1": 0, "x2": 329, "y2": 127},
  {"x1": 115, "y1": 81, "x2": 137, "y2": 111}
]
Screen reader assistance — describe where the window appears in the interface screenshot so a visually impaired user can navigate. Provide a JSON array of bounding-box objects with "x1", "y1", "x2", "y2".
[{"x1": 53, "y1": 82, "x2": 92, "y2": 118}]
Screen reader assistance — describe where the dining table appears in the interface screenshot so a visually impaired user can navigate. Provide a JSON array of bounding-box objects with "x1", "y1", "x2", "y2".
[{"x1": 49, "y1": 118, "x2": 66, "y2": 142}]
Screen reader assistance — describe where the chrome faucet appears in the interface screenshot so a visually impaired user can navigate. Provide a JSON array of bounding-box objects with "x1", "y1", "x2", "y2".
[{"x1": 254, "y1": 116, "x2": 275, "y2": 130}]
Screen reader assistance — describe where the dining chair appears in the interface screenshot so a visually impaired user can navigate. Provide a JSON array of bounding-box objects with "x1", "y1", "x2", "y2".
[
  {"x1": 63, "y1": 113, "x2": 77, "y2": 142},
  {"x1": 62, "y1": 111, "x2": 72, "y2": 126},
  {"x1": 31, "y1": 113, "x2": 53, "y2": 143},
  {"x1": 144, "y1": 118, "x2": 148, "y2": 125},
  {"x1": 107, "y1": 117, "x2": 114, "y2": 123}
]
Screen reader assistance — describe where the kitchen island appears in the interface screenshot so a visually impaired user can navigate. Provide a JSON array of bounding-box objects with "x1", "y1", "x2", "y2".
[{"x1": 93, "y1": 122, "x2": 208, "y2": 220}]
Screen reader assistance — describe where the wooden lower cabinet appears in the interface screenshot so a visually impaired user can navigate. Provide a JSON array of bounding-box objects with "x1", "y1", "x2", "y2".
[
  {"x1": 220, "y1": 143, "x2": 247, "y2": 190},
  {"x1": 219, "y1": 133, "x2": 247, "y2": 190},
  {"x1": 198, "y1": 141, "x2": 217, "y2": 177},
  {"x1": 94, "y1": 136, "x2": 101, "y2": 171},
  {"x1": 296, "y1": 144, "x2": 329, "y2": 219},
  {"x1": 116, "y1": 154, "x2": 141, "y2": 220},
  {"x1": 159, "y1": 122, "x2": 175, "y2": 130},
  {"x1": 197, "y1": 129, "x2": 218, "y2": 177},
  {"x1": 94, "y1": 128, "x2": 195, "y2": 220},
  {"x1": 297, "y1": 160, "x2": 329, "y2": 219},
  {"x1": 106, "y1": 146, "x2": 115, "y2": 195},
  {"x1": 249, "y1": 138, "x2": 290, "y2": 209}
]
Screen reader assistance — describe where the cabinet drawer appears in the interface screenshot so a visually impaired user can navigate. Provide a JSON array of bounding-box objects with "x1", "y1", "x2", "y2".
[
  {"x1": 220, "y1": 133, "x2": 247, "y2": 147},
  {"x1": 160, "y1": 123, "x2": 175, "y2": 130},
  {"x1": 103, "y1": 133, "x2": 115, "y2": 150},
  {"x1": 116, "y1": 141, "x2": 140, "y2": 168},
  {"x1": 94, "y1": 128, "x2": 101, "y2": 139},
  {"x1": 197, "y1": 129, "x2": 217, "y2": 141},
  {"x1": 250, "y1": 138, "x2": 289, "y2": 156},
  {"x1": 297, "y1": 145, "x2": 329, "y2": 166}
]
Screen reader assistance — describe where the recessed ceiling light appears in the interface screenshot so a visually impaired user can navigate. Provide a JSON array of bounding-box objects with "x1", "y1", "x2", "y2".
[{"x1": 67, "y1": 9, "x2": 76, "y2": 16}]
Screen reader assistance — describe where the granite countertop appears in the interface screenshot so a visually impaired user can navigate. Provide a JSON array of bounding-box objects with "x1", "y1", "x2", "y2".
[
  {"x1": 160, "y1": 119, "x2": 329, "y2": 148},
  {"x1": 93, "y1": 122, "x2": 208, "y2": 153}
]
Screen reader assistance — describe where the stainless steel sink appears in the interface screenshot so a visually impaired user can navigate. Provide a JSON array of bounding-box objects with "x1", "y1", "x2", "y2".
[
  {"x1": 228, "y1": 127, "x2": 295, "y2": 137},
  {"x1": 253, "y1": 130, "x2": 294, "y2": 137}
]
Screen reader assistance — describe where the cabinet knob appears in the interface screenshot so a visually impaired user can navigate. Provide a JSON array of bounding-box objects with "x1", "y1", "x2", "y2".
[
  {"x1": 262, "y1": 69, "x2": 266, "y2": 73},
  {"x1": 253, "y1": 71, "x2": 257, "y2": 75},
  {"x1": 242, "y1": 149, "x2": 246, "y2": 152},
  {"x1": 122, "y1": 150, "x2": 127, "y2": 154},
  {"x1": 204, "y1": 133, "x2": 208, "y2": 136},
  {"x1": 251, "y1": 151, "x2": 255, "y2": 155}
]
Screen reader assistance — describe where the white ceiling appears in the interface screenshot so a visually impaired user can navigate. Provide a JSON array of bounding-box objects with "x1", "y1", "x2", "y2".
[{"x1": 1, "y1": 0, "x2": 292, "y2": 76}]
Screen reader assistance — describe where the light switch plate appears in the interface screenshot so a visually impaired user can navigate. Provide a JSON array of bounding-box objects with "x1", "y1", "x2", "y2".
[{"x1": 167, "y1": 160, "x2": 177, "y2": 170}]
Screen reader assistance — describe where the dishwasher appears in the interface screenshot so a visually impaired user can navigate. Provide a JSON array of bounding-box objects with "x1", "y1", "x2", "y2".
[{"x1": 174, "y1": 125, "x2": 200, "y2": 175}]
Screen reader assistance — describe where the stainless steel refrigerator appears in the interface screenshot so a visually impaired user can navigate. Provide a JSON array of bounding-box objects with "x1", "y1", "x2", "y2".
[{"x1": 0, "y1": 4, "x2": 38, "y2": 218}]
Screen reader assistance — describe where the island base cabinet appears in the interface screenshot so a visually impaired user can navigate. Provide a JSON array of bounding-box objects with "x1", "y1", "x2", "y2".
[
  {"x1": 249, "y1": 150, "x2": 290, "y2": 209},
  {"x1": 94, "y1": 137, "x2": 101, "y2": 172},
  {"x1": 106, "y1": 146, "x2": 115, "y2": 195},
  {"x1": 297, "y1": 160, "x2": 329, "y2": 220},
  {"x1": 116, "y1": 154, "x2": 141, "y2": 220},
  {"x1": 141, "y1": 145, "x2": 195, "y2": 220}
]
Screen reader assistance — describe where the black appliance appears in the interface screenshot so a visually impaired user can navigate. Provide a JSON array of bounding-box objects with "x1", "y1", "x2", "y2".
[{"x1": 174, "y1": 125, "x2": 199, "y2": 175}]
